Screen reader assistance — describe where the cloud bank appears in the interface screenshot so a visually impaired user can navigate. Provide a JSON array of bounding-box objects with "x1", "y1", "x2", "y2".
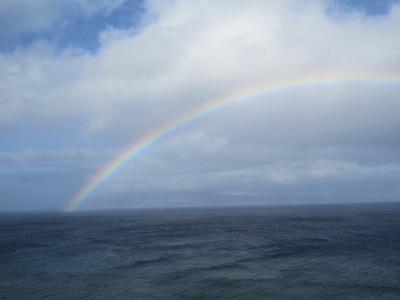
[{"x1": 1, "y1": 0, "x2": 400, "y2": 210}]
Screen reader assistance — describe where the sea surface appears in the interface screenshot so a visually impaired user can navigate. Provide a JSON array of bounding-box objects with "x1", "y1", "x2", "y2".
[{"x1": 1, "y1": 203, "x2": 400, "y2": 299}]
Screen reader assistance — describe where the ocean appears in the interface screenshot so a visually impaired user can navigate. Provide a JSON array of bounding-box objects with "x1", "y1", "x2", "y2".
[{"x1": 1, "y1": 203, "x2": 400, "y2": 299}]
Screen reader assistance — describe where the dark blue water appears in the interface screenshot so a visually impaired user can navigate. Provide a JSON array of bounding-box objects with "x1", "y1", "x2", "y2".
[{"x1": 1, "y1": 203, "x2": 400, "y2": 299}]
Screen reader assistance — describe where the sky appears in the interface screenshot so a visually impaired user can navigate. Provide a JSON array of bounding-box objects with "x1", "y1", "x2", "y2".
[{"x1": 1, "y1": 0, "x2": 400, "y2": 211}]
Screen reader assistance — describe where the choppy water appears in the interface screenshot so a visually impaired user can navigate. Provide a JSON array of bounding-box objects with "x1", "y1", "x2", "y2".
[{"x1": 1, "y1": 203, "x2": 400, "y2": 299}]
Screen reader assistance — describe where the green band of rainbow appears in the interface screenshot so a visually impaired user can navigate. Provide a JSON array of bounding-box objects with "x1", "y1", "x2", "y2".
[{"x1": 63, "y1": 70, "x2": 400, "y2": 212}]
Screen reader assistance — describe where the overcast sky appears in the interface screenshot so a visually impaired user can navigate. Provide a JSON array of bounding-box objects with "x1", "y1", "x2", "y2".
[{"x1": 1, "y1": 0, "x2": 400, "y2": 211}]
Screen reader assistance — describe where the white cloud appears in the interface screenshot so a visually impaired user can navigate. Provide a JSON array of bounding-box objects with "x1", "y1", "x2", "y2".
[{"x1": 3, "y1": 0, "x2": 399, "y2": 130}]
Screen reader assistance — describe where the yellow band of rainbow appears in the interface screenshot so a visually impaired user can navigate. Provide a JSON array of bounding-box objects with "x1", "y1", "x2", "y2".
[{"x1": 63, "y1": 70, "x2": 400, "y2": 212}]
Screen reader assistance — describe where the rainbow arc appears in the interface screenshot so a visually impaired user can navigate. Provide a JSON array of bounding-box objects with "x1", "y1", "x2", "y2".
[{"x1": 64, "y1": 70, "x2": 400, "y2": 212}]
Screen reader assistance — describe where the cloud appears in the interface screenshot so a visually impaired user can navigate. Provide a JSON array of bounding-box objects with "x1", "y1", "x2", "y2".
[
  {"x1": 4, "y1": 0, "x2": 400, "y2": 128},
  {"x1": 1, "y1": 0, "x2": 400, "y2": 210}
]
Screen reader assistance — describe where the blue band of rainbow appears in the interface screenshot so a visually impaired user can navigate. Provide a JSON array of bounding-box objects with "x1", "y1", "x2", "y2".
[{"x1": 64, "y1": 70, "x2": 400, "y2": 212}]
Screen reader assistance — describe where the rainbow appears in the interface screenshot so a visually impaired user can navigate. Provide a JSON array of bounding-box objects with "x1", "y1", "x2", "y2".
[{"x1": 63, "y1": 70, "x2": 400, "y2": 212}]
